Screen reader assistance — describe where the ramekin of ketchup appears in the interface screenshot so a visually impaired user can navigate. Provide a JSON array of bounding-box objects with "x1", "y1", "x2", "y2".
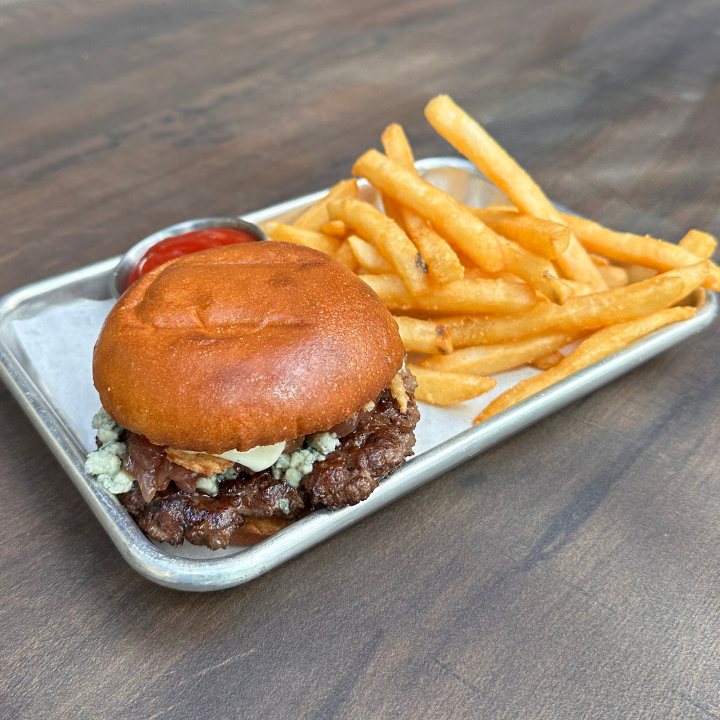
[
  {"x1": 112, "y1": 217, "x2": 266, "y2": 299},
  {"x1": 126, "y1": 227, "x2": 258, "y2": 287}
]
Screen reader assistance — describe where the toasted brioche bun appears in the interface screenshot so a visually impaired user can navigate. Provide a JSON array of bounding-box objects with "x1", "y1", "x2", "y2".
[{"x1": 94, "y1": 241, "x2": 404, "y2": 453}]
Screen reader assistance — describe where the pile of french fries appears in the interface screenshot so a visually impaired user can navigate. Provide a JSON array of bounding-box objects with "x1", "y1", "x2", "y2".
[{"x1": 264, "y1": 95, "x2": 717, "y2": 424}]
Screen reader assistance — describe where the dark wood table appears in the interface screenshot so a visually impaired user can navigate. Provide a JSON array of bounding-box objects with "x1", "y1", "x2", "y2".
[{"x1": 2, "y1": 1, "x2": 720, "y2": 717}]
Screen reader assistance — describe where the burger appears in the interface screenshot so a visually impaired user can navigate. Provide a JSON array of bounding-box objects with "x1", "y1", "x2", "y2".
[{"x1": 85, "y1": 240, "x2": 419, "y2": 549}]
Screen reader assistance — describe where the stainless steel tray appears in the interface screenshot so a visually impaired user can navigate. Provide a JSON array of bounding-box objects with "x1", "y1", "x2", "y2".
[{"x1": 0, "y1": 158, "x2": 715, "y2": 591}]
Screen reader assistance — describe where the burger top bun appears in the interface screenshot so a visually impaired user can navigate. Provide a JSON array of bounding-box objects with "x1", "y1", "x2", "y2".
[{"x1": 93, "y1": 241, "x2": 405, "y2": 453}]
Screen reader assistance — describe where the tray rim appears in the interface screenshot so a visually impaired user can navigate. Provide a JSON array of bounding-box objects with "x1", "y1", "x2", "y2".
[{"x1": 0, "y1": 157, "x2": 715, "y2": 591}]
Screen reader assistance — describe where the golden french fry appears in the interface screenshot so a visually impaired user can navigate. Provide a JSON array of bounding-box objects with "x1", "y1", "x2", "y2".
[
  {"x1": 532, "y1": 351, "x2": 564, "y2": 370},
  {"x1": 321, "y1": 220, "x2": 350, "y2": 239},
  {"x1": 402, "y1": 212, "x2": 465, "y2": 284},
  {"x1": 347, "y1": 235, "x2": 394, "y2": 274},
  {"x1": 679, "y1": 229, "x2": 717, "y2": 260},
  {"x1": 352, "y1": 149, "x2": 505, "y2": 273},
  {"x1": 461, "y1": 233, "x2": 571, "y2": 303},
  {"x1": 334, "y1": 240, "x2": 359, "y2": 272},
  {"x1": 444, "y1": 261, "x2": 707, "y2": 346},
  {"x1": 462, "y1": 266, "x2": 494, "y2": 280},
  {"x1": 498, "y1": 238, "x2": 573, "y2": 304},
  {"x1": 378, "y1": 126, "x2": 413, "y2": 232},
  {"x1": 562, "y1": 280, "x2": 596, "y2": 295},
  {"x1": 381, "y1": 194, "x2": 407, "y2": 233},
  {"x1": 381, "y1": 124, "x2": 465, "y2": 285},
  {"x1": 424, "y1": 95, "x2": 605, "y2": 291},
  {"x1": 362, "y1": 274, "x2": 537, "y2": 315},
  {"x1": 475, "y1": 306, "x2": 697, "y2": 422},
  {"x1": 561, "y1": 213, "x2": 720, "y2": 291},
  {"x1": 407, "y1": 364, "x2": 497, "y2": 406},
  {"x1": 328, "y1": 199, "x2": 430, "y2": 295},
  {"x1": 590, "y1": 253, "x2": 610, "y2": 267},
  {"x1": 264, "y1": 222, "x2": 342, "y2": 255},
  {"x1": 554, "y1": 243, "x2": 607, "y2": 290},
  {"x1": 419, "y1": 333, "x2": 574, "y2": 376},
  {"x1": 596, "y1": 264, "x2": 628, "y2": 288},
  {"x1": 623, "y1": 265, "x2": 657, "y2": 284},
  {"x1": 394, "y1": 316, "x2": 453, "y2": 354},
  {"x1": 390, "y1": 374, "x2": 409, "y2": 413},
  {"x1": 381, "y1": 124, "x2": 416, "y2": 168},
  {"x1": 458, "y1": 207, "x2": 572, "y2": 305},
  {"x1": 293, "y1": 179, "x2": 358, "y2": 231},
  {"x1": 468, "y1": 208, "x2": 571, "y2": 260}
]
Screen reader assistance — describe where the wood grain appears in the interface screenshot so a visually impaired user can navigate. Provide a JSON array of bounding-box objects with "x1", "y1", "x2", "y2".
[{"x1": 2, "y1": 0, "x2": 720, "y2": 718}]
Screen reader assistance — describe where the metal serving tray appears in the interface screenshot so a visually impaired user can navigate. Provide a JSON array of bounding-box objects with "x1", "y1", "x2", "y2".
[{"x1": 0, "y1": 158, "x2": 715, "y2": 591}]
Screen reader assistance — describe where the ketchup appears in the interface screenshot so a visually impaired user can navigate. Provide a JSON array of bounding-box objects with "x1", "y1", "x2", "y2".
[{"x1": 126, "y1": 227, "x2": 257, "y2": 288}]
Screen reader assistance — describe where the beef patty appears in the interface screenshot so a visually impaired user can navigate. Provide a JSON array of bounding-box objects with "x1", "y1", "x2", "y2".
[{"x1": 120, "y1": 373, "x2": 419, "y2": 549}]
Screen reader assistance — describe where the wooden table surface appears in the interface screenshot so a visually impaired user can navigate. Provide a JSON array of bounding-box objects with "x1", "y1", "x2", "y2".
[{"x1": 2, "y1": 1, "x2": 720, "y2": 717}]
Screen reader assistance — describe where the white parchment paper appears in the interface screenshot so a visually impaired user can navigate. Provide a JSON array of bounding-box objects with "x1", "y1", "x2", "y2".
[{"x1": 12, "y1": 299, "x2": 542, "y2": 458}]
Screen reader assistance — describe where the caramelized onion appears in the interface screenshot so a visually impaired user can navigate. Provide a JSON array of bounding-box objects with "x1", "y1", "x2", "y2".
[
  {"x1": 330, "y1": 415, "x2": 359, "y2": 438},
  {"x1": 123, "y1": 433, "x2": 199, "y2": 500},
  {"x1": 282, "y1": 436, "x2": 305, "y2": 454},
  {"x1": 171, "y1": 467, "x2": 199, "y2": 494},
  {"x1": 123, "y1": 434, "x2": 165, "y2": 502}
]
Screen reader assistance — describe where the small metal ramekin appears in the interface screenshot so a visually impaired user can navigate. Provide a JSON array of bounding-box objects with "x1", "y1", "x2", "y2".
[{"x1": 110, "y1": 217, "x2": 267, "y2": 299}]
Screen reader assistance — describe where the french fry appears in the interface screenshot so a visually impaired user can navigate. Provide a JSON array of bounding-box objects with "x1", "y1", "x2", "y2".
[
  {"x1": 562, "y1": 280, "x2": 596, "y2": 295},
  {"x1": 293, "y1": 179, "x2": 358, "y2": 231},
  {"x1": 347, "y1": 235, "x2": 394, "y2": 274},
  {"x1": 679, "y1": 229, "x2": 717, "y2": 260},
  {"x1": 381, "y1": 194, "x2": 407, "y2": 234},
  {"x1": 361, "y1": 274, "x2": 538, "y2": 315},
  {"x1": 498, "y1": 238, "x2": 573, "y2": 304},
  {"x1": 463, "y1": 241, "x2": 570, "y2": 302},
  {"x1": 390, "y1": 374, "x2": 409, "y2": 413},
  {"x1": 394, "y1": 316, "x2": 453, "y2": 354},
  {"x1": 402, "y1": 212, "x2": 465, "y2": 284},
  {"x1": 419, "y1": 333, "x2": 574, "y2": 376},
  {"x1": 328, "y1": 198, "x2": 430, "y2": 295},
  {"x1": 475, "y1": 306, "x2": 697, "y2": 422},
  {"x1": 444, "y1": 262, "x2": 707, "y2": 346},
  {"x1": 321, "y1": 220, "x2": 350, "y2": 239},
  {"x1": 468, "y1": 208, "x2": 570, "y2": 260},
  {"x1": 264, "y1": 222, "x2": 342, "y2": 255},
  {"x1": 334, "y1": 239, "x2": 359, "y2": 272},
  {"x1": 561, "y1": 213, "x2": 720, "y2": 291},
  {"x1": 352, "y1": 149, "x2": 505, "y2": 273},
  {"x1": 407, "y1": 364, "x2": 497, "y2": 406},
  {"x1": 381, "y1": 124, "x2": 416, "y2": 168},
  {"x1": 624, "y1": 265, "x2": 657, "y2": 284},
  {"x1": 378, "y1": 126, "x2": 413, "y2": 232},
  {"x1": 532, "y1": 351, "x2": 564, "y2": 370},
  {"x1": 424, "y1": 95, "x2": 606, "y2": 291},
  {"x1": 381, "y1": 124, "x2": 465, "y2": 285},
  {"x1": 590, "y1": 253, "x2": 610, "y2": 267},
  {"x1": 461, "y1": 266, "x2": 495, "y2": 280},
  {"x1": 596, "y1": 264, "x2": 629, "y2": 288}
]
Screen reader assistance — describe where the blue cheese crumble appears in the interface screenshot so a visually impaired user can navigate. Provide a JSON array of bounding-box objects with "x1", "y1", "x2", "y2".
[
  {"x1": 272, "y1": 432, "x2": 341, "y2": 488},
  {"x1": 196, "y1": 467, "x2": 239, "y2": 497},
  {"x1": 85, "y1": 409, "x2": 132, "y2": 494},
  {"x1": 92, "y1": 407, "x2": 122, "y2": 445}
]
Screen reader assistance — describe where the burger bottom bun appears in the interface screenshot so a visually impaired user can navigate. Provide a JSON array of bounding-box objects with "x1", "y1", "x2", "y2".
[{"x1": 230, "y1": 515, "x2": 295, "y2": 545}]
